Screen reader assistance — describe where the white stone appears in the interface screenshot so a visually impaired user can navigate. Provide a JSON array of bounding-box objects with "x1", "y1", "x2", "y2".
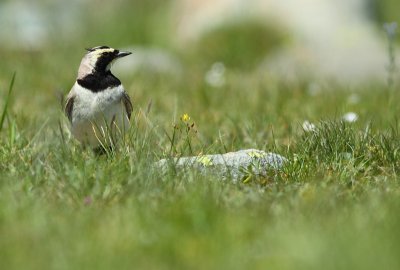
[{"x1": 155, "y1": 149, "x2": 287, "y2": 181}]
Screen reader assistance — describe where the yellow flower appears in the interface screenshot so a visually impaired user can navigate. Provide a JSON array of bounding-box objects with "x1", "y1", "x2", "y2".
[
  {"x1": 181, "y1": 113, "x2": 190, "y2": 122},
  {"x1": 197, "y1": 156, "x2": 213, "y2": 166},
  {"x1": 247, "y1": 150, "x2": 266, "y2": 159}
]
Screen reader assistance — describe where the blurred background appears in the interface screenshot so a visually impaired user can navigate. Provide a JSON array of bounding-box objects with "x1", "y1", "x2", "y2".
[{"x1": 0, "y1": 0, "x2": 399, "y2": 126}]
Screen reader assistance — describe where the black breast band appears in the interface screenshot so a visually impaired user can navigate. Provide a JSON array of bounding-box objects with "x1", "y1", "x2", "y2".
[{"x1": 77, "y1": 71, "x2": 121, "y2": 92}]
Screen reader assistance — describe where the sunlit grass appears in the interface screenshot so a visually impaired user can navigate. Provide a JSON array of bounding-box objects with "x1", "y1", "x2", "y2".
[{"x1": 1, "y1": 66, "x2": 400, "y2": 269}]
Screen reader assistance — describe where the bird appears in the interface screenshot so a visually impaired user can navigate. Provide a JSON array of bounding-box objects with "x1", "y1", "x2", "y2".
[{"x1": 64, "y1": 45, "x2": 133, "y2": 151}]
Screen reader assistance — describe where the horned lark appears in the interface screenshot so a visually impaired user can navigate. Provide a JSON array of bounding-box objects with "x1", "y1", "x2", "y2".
[{"x1": 65, "y1": 46, "x2": 133, "y2": 150}]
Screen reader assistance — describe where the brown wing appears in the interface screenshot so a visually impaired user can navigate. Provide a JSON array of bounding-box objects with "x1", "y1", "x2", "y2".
[
  {"x1": 64, "y1": 95, "x2": 75, "y2": 123},
  {"x1": 122, "y1": 92, "x2": 133, "y2": 120}
]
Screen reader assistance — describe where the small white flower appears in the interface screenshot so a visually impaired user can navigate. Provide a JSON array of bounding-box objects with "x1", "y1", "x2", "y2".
[
  {"x1": 343, "y1": 112, "x2": 358, "y2": 123},
  {"x1": 205, "y1": 62, "x2": 226, "y2": 87},
  {"x1": 302, "y1": 120, "x2": 316, "y2": 132}
]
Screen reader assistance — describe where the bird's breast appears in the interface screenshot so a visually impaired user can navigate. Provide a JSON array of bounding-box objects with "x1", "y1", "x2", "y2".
[
  {"x1": 70, "y1": 88, "x2": 130, "y2": 147},
  {"x1": 71, "y1": 84, "x2": 126, "y2": 122}
]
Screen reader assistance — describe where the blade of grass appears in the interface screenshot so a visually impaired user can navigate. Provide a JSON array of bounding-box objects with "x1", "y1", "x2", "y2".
[{"x1": 0, "y1": 72, "x2": 16, "y2": 132}]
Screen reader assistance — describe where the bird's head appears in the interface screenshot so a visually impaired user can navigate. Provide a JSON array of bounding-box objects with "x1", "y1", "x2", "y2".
[{"x1": 77, "y1": 46, "x2": 131, "y2": 78}]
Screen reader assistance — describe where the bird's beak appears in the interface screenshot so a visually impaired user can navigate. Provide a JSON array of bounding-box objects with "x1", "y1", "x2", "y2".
[{"x1": 116, "y1": 51, "x2": 132, "y2": 58}]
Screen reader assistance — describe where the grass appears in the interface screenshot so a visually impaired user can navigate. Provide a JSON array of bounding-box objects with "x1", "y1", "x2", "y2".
[
  {"x1": 1, "y1": 1, "x2": 400, "y2": 269},
  {"x1": 0, "y1": 72, "x2": 16, "y2": 132}
]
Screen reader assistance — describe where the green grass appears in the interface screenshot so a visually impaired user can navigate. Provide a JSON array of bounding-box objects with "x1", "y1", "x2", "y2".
[
  {"x1": 1, "y1": 1, "x2": 400, "y2": 269},
  {"x1": 0, "y1": 72, "x2": 16, "y2": 132}
]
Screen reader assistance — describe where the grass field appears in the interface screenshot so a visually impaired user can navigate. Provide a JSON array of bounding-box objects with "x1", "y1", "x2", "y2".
[{"x1": 1, "y1": 1, "x2": 400, "y2": 269}]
